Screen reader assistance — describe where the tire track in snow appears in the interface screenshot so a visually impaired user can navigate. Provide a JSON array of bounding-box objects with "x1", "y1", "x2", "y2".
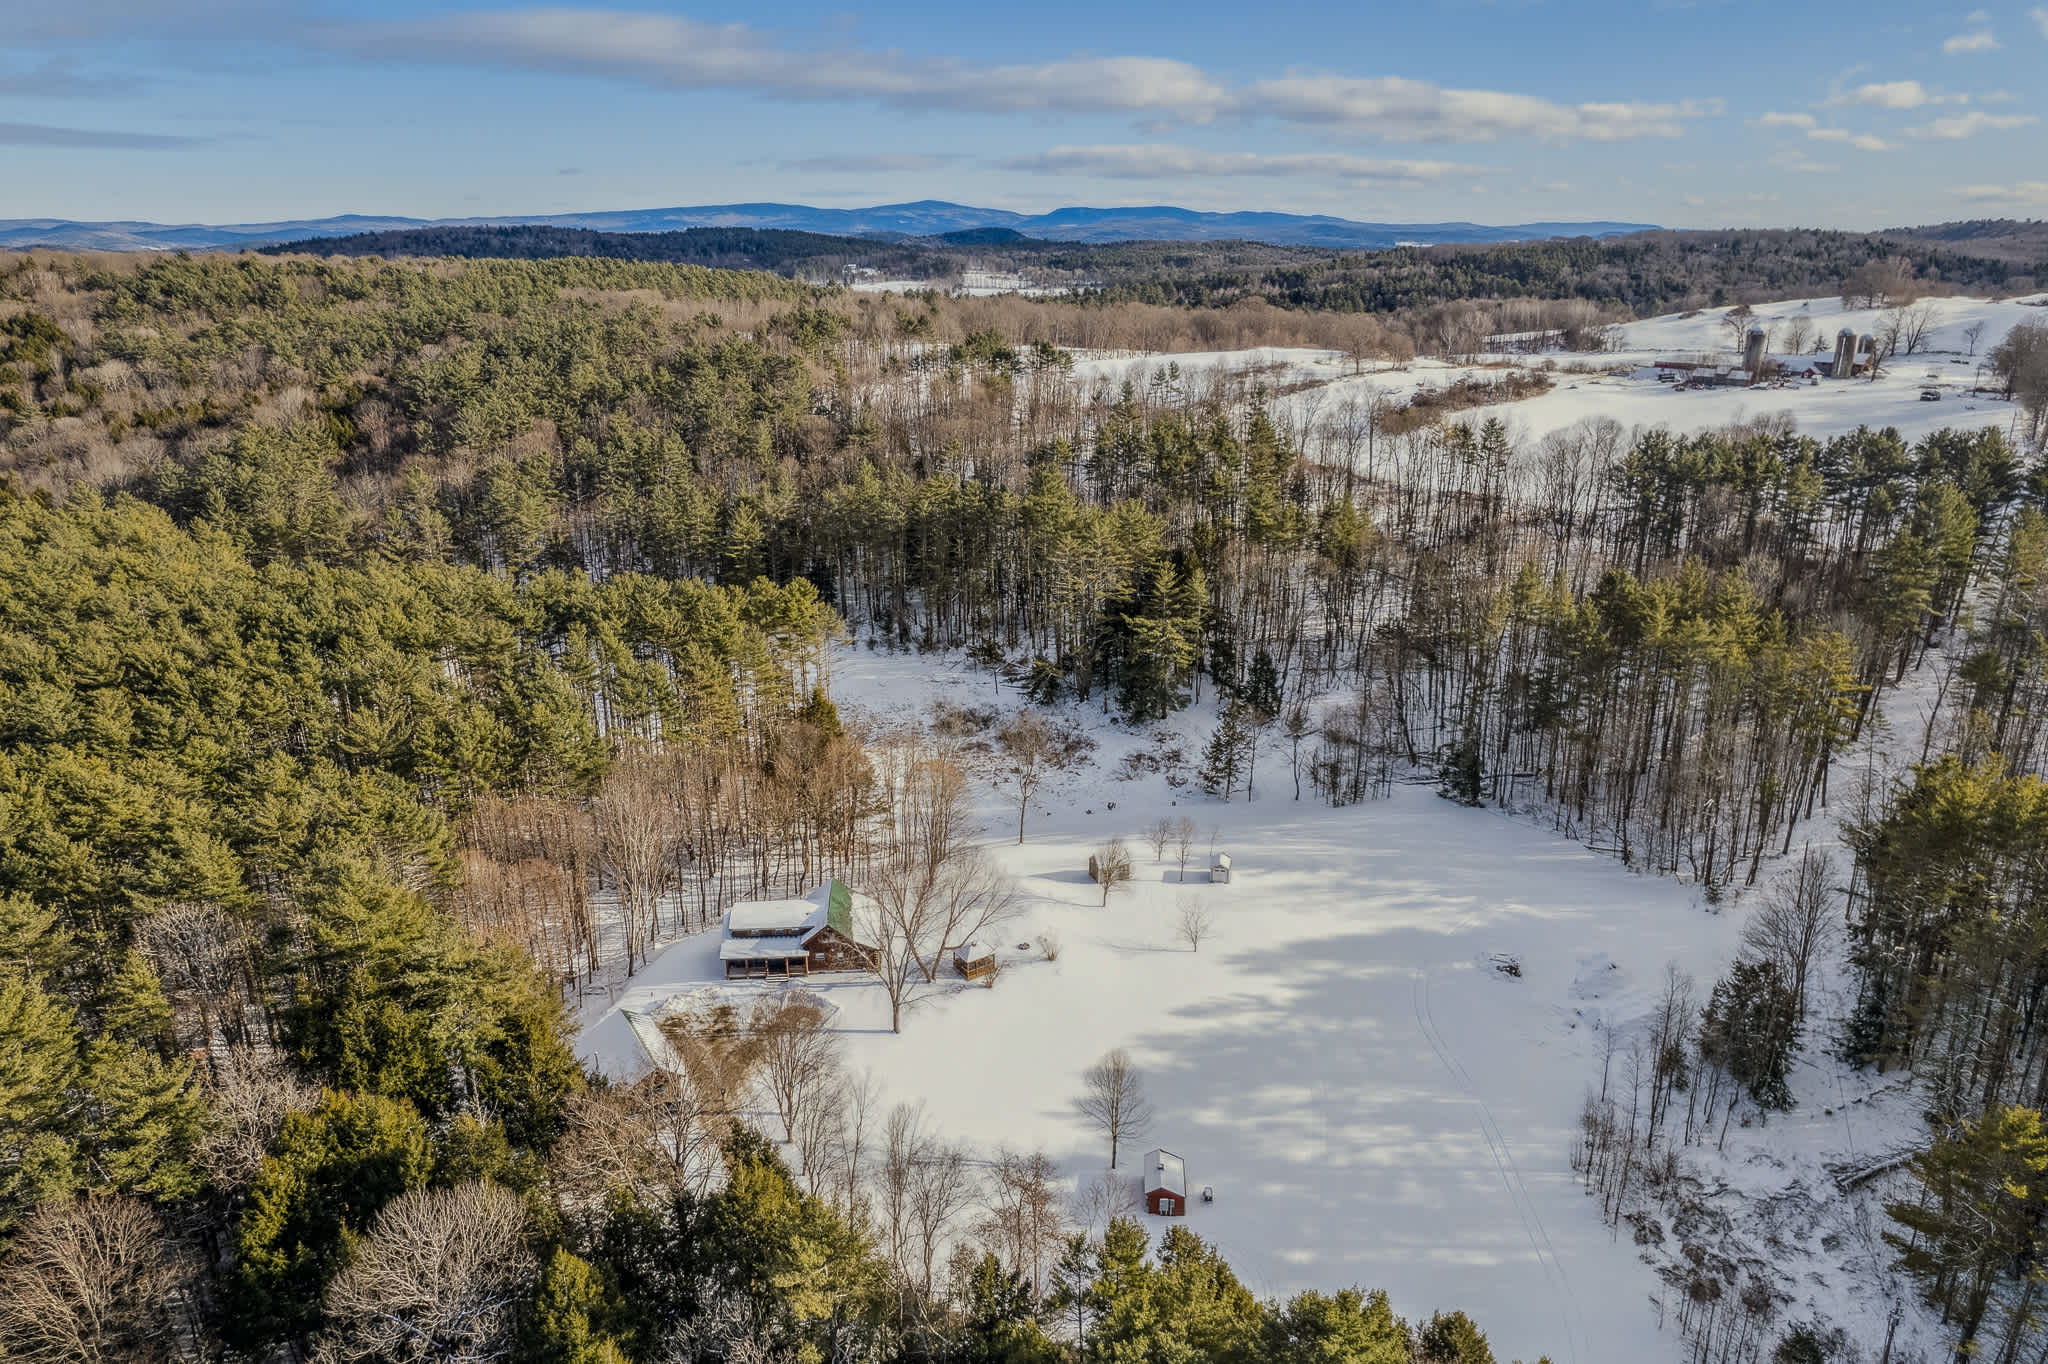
[{"x1": 1411, "y1": 965, "x2": 1583, "y2": 1364}]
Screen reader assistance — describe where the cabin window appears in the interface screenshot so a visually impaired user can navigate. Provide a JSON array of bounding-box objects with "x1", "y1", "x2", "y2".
[{"x1": 1161, "y1": 1197, "x2": 1175, "y2": 1214}]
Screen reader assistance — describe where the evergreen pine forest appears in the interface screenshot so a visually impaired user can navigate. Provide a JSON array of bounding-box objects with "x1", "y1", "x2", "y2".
[{"x1": 1, "y1": 246, "x2": 2046, "y2": 1361}]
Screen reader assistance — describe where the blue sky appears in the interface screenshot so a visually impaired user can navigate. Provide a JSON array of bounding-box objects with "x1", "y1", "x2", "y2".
[{"x1": 3, "y1": 0, "x2": 2045, "y2": 228}]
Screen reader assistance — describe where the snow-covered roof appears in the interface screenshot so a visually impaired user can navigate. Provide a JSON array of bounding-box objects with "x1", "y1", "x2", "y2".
[
  {"x1": 726, "y1": 897, "x2": 826, "y2": 938},
  {"x1": 1143, "y1": 1149, "x2": 1186, "y2": 1197},
  {"x1": 953, "y1": 940, "x2": 994, "y2": 963},
  {"x1": 725, "y1": 880, "x2": 857, "y2": 940},
  {"x1": 719, "y1": 935, "x2": 812, "y2": 961}
]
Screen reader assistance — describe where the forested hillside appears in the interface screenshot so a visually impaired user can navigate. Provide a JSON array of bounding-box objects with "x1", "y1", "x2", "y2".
[
  {"x1": 273, "y1": 221, "x2": 2048, "y2": 318},
  {"x1": 0, "y1": 251, "x2": 1554, "y2": 1362},
  {"x1": 3, "y1": 245, "x2": 2048, "y2": 1360}
]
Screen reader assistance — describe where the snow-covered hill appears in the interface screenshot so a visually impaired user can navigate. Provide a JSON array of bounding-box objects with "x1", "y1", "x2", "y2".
[{"x1": 1070, "y1": 292, "x2": 2045, "y2": 452}]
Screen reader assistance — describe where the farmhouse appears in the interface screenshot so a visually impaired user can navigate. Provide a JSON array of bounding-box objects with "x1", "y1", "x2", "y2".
[
  {"x1": 1143, "y1": 1148, "x2": 1188, "y2": 1217},
  {"x1": 720, "y1": 879, "x2": 873, "y2": 979}
]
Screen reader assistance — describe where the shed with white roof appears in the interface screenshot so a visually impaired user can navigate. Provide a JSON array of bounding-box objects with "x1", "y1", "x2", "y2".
[{"x1": 1143, "y1": 1148, "x2": 1188, "y2": 1217}]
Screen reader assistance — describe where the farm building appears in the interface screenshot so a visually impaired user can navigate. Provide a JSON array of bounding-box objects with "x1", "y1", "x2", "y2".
[
  {"x1": 1143, "y1": 1148, "x2": 1188, "y2": 1217},
  {"x1": 720, "y1": 879, "x2": 873, "y2": 979},
  {"x1": 1209, "y1": 853, "x2": 1232, "y2": 884},
  {"x1": 953, "y1": 941, "x2": 997, "y2": 981}
]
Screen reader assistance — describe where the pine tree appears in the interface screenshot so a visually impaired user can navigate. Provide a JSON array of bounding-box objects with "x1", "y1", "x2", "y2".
[
  {"x1": 527, "y1": 1247, "x2": 627, "y2": 1364},
  {"x1": 959, "y1": 1252, "x2": 1062, "y2": 1363},
  {"x1": 1261, "y1": 1288, "x2": 1411, "y2": 1363},
  {"x1": 1886, "y1": 1104, "x2": 2048, "y2": 1356},
  {"x1": 0, "y1": 969, "x2": 81, "y2": 1227},
  {"x1": 1244, "y1": 649, "x2": 1282, "y2": 717},
  {"x1": 1418, "y1": 1309, "x2": 1496, "y2": 1364},
  {"x1": 1437, "y1": 727, "x2": 1483, "y2": 807},
  {"x1": 1199, "y1": 702, "x2": 1252, "y2": 801},
  {"x1": 1699, "y1": 960, "x2": 1800, "y2": 1112},
  {"x1": 227, "y1": 1089, "x2": 433, "y2": 1349}
]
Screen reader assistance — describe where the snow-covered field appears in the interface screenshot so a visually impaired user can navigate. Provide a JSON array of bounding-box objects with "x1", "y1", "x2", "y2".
[
  {"x1": 1070, "y1": 293, "x2": 2046, "y2": 452},
  {"x1": 580, "y1": 645, "x2": 1959, "y2": 1364},
  {"x1": 576, "y1": 294, "x2": 2039, "y2": 1362}
]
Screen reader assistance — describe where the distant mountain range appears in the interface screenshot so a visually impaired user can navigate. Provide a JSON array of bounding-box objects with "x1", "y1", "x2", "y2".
[{"x1": 0, "y1": 201, "x2": 1661, "y2": 253}]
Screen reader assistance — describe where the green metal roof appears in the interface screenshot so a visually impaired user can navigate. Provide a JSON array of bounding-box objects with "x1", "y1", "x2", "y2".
[{"x1": 825, "y1": 878, "x2": 852, "y2": 937}]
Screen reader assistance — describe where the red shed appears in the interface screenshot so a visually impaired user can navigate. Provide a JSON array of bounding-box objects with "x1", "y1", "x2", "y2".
[{"x1": 1143, "y1": 1149, "x2": 1187, "y2": 1217}]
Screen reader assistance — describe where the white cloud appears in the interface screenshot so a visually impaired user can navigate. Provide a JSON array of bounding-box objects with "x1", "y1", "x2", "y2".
[
  {"x1": 779, "y1": 153, "x2": 962, "y2": 173},
  {"x1": 0, "y1": 120, "x2": 200, "y2": 148},
  {"x1": 1808, "y1": 127, "x2": 1893, "y2": 151},
  {"x1": 1243, "y1": 74, "x2": 1712, "y2": 142},
  {"x1": 1826, "y1": 79, "x2": 1965, "y2": 109},
  {"x1": 1914, "y1": 111, "x2": 2039, "y2": 138},
  {"x1": 1770, "y1": 150, "x2": 1837, "y2": 174},
  {"x1": 330, "y1": 10, "x2": 1232, "y2": 119},
  {"x1": 998, "y1": 143, "x2": 1488, "y2": 185},
  {"x1": 1942, "y1": 30, "x2": 2000, "y2": 53},
  {"x1": 1755, "y1": 110, "x2": 1817, "y2": 129},
  {"x1": 1959, "y1": 180, "x2": 2048, "y2": 205},
  {"x1": 2035, "y1": 7, "x2": 2048, "y2": 37},
  {"x1": 324, "y1": 12, "x2": 1712, "y2": 144}
]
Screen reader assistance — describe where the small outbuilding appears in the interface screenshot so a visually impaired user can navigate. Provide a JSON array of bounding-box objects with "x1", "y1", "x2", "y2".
[
  {"x1": 953, "y1": 941, "x2": 997, "y2": 982},
  {"x1": 1143, "y1": 1149, "x2": 1188, "y2": 1217},
  {"x1": 1208, "y1": 852, "x2": 1232, "y2": 885}
]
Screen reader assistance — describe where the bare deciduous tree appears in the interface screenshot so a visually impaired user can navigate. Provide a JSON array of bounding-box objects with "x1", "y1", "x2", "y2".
[
  {"x1": 1090, "y1": 838, "x2": 1133, "y2": 906},
  {"x1": 1742, "y1": 848, "x2": 1838, "y2": 1022},
  {"x1": 1143, "y1": 817, "x2": 1173, "y2": 862},
  {"x1": 317, "y1": 1183, "x2": 536, "y2": 1364},
  {"x1": 1175, "y1": 895, "x2": 1214, "y2": 953},
  {"x1": 790, "y1": 1069, "x2": 845, "y2": 1198},
  {"x1": 192, "y1": 1047, "x2": 318, "y2": 1189},
  {"x1": 1283, "y1": 706, "x2": 1314, "y2": 800},
  {"x1": 140, "y1": 900, "x2": 251, "y2": 1053},
  {"x1": 1874, "y1": 306, "x2": 1909, "y2": 367},
  {"x1": 1070, "y1": 1169, "x2": 1140, "y2": 1233},
  {"x1": 594, "y1": 751, "x2": 680, "y2": 975},
  {"x1": 1172, "y1": 816, "x2": 1199, "y2": 882},
  {"x1": 880, "y1": 1089, "x2": 974, "y2": 1294},
  {"x1": 0, "y1": 1196, "x2": 191, "y2": 1364},
  {"x1": 862, "y1": 791, "x2": 1020, "y2": 1033},
  {"x1": 549, "y1": 1076, "x2": 682, "y2": 1209},
  {"x1": 1075, "y1": 1048, "x2": 1153, "y2": 1170},
  {"x1": 1963, "y1": 319, "x2": 1989, "y2": 357},
  {"x1": 1898, "y1": 299, "x2": 1940, "y2": 356},
  {"x1": 834, "y1": 1067, "x2": 881, "y2": 1217},
  {"x1": 651, "y1": 1005, "x2": 769, "y2": 1187},
  {"x1": 980, "y1": 1150, "x2": 1068, "y2": 1301},
  {"x1": 1721, "y1": 305, "x2": 1755, "y2": 347},
  {"x1": 754, "y1": 993, "x2": 841, "y2": 1144},
  {"x1": 997, "y1": 710, "x2": 1055, "y2": 844}
]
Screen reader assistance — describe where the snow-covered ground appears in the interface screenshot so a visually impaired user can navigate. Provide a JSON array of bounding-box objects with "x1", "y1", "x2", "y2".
[
  {"x1": 1069, "y1": 293, "x2": 2046, "y2": 452},
  {"x1": 579, "y1": 650, "x2": 1750, "y2": 1363},
  {"x1": 578, "y1": 638, "x2": 1975, "y2": 1362},
  {"x1": 575, "y1": 293, "x2": 2042, "y2": 1361}
]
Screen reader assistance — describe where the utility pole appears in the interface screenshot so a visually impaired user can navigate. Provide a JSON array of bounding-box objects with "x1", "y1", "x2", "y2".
[{"x1": 1879, "y1": 1297, "x2": 1902, "y2": 1364}]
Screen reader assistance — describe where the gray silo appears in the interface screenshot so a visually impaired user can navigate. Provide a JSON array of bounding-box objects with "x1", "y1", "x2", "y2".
[
  {"x1": 1744, "y1": 326, "x2": 1768, "y2": 375},
  {"x1": 1834, "y1": 328, "x2": 1858, "y2": 378}
]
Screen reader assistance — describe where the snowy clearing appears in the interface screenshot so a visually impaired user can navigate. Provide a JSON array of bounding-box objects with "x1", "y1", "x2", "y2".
[
  {"x1": 571, "y1": 292, "x2": 2045, "y2": 1363},
  {"x1": 581, "y1": 645, "x2": 1885, "y2": 1364},
  {"x1": 1069, "y1": 293, "x2": 2046, "y2": 452}
]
